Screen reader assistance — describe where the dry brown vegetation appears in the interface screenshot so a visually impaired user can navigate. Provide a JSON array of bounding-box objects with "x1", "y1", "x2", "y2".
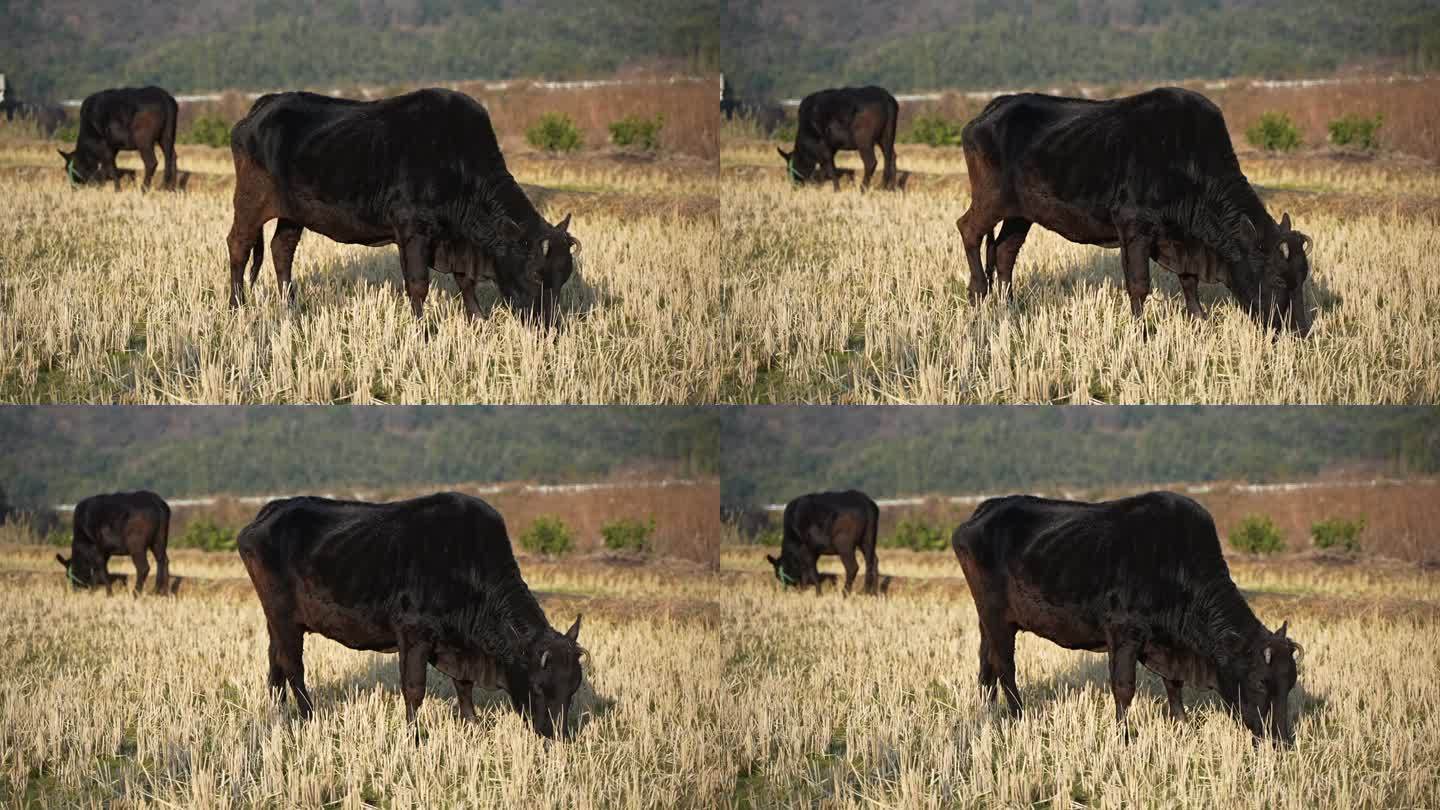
[
  {"x1": 720, "y1": 131, "x2": 1440, "y2": 402},
  {"x1": 721, "y1": 543, "x2": 1440, "y2": 807},
  {"x1": 0, "y1": 135, "x2": 723, "y2": 403},
  {"x1": 0, "y1": 546, "x2": 725, "y2": 807}
]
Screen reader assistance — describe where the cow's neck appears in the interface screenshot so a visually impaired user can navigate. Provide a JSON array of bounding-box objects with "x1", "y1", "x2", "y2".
[
  {"x1": 1186, "y1": 577, "x2": 1265, "y2": 673},
  {"x1": 484, "y1": 167, "x2": 544, "y2": 232}
]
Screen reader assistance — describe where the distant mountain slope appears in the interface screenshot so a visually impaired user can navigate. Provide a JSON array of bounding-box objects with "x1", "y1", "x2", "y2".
[
  {"x1": 719, "y1": 407, "x2": 1440, "y2": 507},
  {"x1": 3, "y1": 0, "x2": 720, "y2": 99},
  {"x1": 0, "y1": 407, "x2": 718, "y2": 505},
  {"x1": 724, "y1": 0, "x2": 1440, "y2": 98}
]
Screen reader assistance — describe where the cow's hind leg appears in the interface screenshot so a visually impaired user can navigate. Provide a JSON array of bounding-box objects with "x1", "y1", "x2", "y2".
[
  {"x1": 1179, "y1": 274, "x2": 1206, "y2": 320},
  {"x1": 267, "y1": 634, "x2": 288, "y2": 705},
  {"x1": 137, "y1": 143, "x2": 158, "y2": 191},
  {"x1": 839, "y1": 551, "x2": 859, "y2": 596},
  {"x1": 153, "y1": 547, "x2": 169, "y2": 595},
  {"x1": 270, "y1": 219, "x2": 303, "y2": 303},
  {"x1": 977, "y1": 625, "x2": 999, "y2": 704},
  {"x1": 993, "y1": 218, "x2": 1032, "y2": 298},
  {"x1": 857, "y1": 142, "x2": 878, "y2": 191},
  {"x1": 862, "y1": 543, "x2": 879, "y2": 595},
  {"x1": 991, "y1": 624, "x2": 1022, "y2": 715},
  {"x1": 957, "y1": 207, "x2": 999, "y2": 303},
  {"x1": 270, "y1": 623, "x2": 312, "y2": 717},
  {"x1": 130, "y1": 550, "x2": 150, "y2": 596}
]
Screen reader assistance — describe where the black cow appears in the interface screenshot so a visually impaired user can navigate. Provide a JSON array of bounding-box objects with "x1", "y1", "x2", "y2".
[
  {"x1": 236, "y1": 492, "x2": 585, "y2": 738},
  {"x1": 58, "y1": 86, "x2": 177, "y2": 191},
  {"x1": 767, "y1": 490, "x2": 880, "y2": 595},
  {"x1": 226, "y1": 89, "x2": 579, "y2": 325},
  {"x1": 778, "y1": 86, "x2": 898, "y2": 191},
  {"x1": 957, "y1": 88, "x2": 1312, "y2": 334},
  {"x1": 951, "y1": 492, "x2": 1300, "y2": 744},
  {"x1": 55, "y1": 490, "x2": 170, "y2": 595}
]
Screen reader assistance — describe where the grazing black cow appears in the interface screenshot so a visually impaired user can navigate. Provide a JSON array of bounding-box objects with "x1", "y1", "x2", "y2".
[
  {"x1": 767, "y1": 490, "x2": 880, "y2": 595},
  {"x1": 226, "y1": 89, "x2": 579, "y2": 325},
  {"x1": 778, "y1": 86, "x2": 898, "y2": 191},
  {"x1": 58, "y1": 86, "x2": 177, "y2": 191},
  {"x1": 951, "y1": 492, "x2": 1300, "y2": 744},
  {"x1": 55, "y1": 490, "x2": 170, "y2": 595},
  {"x1": 957, "y1": 88, "x2": 1312, "y2": 334},
  {"x1": 236, "y1": 492, "x2": 585, "y2": 738}
]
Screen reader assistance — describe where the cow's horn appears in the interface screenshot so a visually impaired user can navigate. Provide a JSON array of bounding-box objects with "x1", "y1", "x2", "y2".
[{"x1": 541, "y1": 650, "x2": 550, "y2": 669}]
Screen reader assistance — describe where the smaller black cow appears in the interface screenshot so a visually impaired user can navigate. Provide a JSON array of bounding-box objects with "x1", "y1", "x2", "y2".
[
  {"x1": 226, "y1": 89, "x2": 579, "y2": 325},
  {"x1": 767, "y1": 490, "x2": 880, "y2": 595},
  {"x1": 237, "y1": 492, "x2": 584, "y2": 738},
  {"x1": 952, "y1": 492, "x2": 1300, "y2": 744},
  {"x1": 55, "y1": 490, "x2": 170, "y2": 595},
  {"x1": 778, "y1": 86, "x2": 898, "y2": 191},
  {"x1": 59, "y1": 86, "x2": 178, "y2": 191}
]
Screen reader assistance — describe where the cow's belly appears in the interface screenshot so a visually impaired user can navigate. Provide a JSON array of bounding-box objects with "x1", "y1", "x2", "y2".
[
  {"x1": 295, "y1": 591, "x2": 396, "y2": 651},
  {"x1": 284, "y1": 192, "x2": 395, "y2": 246},
  {"x1": 1007, "y1": 580, "x2": 1107, "y2": 651},
  {"x1": 1014, "y1": 186, "x2": 1120, "y2": 247}
]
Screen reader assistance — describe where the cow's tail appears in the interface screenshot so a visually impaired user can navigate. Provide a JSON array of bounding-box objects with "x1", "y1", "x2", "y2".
[
  {"x1": 983, "y1": 228, "x2": 997, "y2": 287},
  {"x1": 882, "y1": 95, "x2": 900, "y2": 188},
  {"x1": 162, "y1": 96, "x2": 179, "y2": 188}
]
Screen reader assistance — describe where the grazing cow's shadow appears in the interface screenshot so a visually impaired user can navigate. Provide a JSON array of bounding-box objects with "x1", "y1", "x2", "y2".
[
  {"x1": 316, "y1": 649, "x2": 617, "y2": 735},
  {"x1": 290, "y1": 250, "x2": 613, "y2": 326},
  {"x1": 994, "y1": 248, "x2": 1343, "y2": 323},
  {"x1": 997, "y1": 649, "x2": 1324, "y2": 727}
]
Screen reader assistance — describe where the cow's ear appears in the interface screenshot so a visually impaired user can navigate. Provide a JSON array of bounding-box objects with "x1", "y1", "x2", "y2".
[
  {"x1": 55, "y1": 554, "x2": 69, "y2": 567},
  {"x1": 1279, "y1": 213, "x2": 1292, "y2": 233},
  {"x1": 554, "y1": 213, "x2": 572, "y2": 235},
  {"x1": 1275, "y1": 620, "x2": 1288, "y2": 639},
  {"x1": 777, "y1": 147, "x2": 791, "y2": 161},
  {"x1": 765, "y1": 554, "x2": 779, "y2": 566},
  {"x1": 565, "y1": 615, "x2": 581, "y2": 643},
  {"x1": 1240, "y1": 216, "x2": 1259, "y2": 245}
]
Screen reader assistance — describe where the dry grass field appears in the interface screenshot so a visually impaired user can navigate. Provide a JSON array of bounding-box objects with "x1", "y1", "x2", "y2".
[
  {"x1": 0, "y1": 136, "x2": 721, "y2": 404},
  {"x1": 720, "y1": 544, "x2": 1440, "y2": 808},
  {"x1": 0, "y1": 545, "x2": 726, "y2": 808},
  {"x1": 720, "y1": 137, "x2": 1440, "y2": 403}
]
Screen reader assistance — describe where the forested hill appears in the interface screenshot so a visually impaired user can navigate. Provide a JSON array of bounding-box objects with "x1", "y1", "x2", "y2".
[
  {"x1": 4, "y1": 0, "x2": 720, "y2": 100},
  {"x1": 0, "y1": 408, "x2": 718, "y2": 505},
  {"x1": 720, "y1": 407, "x2": 1440, "y2": 507},
  {"x1": 724, "y1": 0, "x2": 1440, "y2": 99}
]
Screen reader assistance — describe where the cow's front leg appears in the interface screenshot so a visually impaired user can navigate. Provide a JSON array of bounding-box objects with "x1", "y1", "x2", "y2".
[
  {"x1": 1107, "y1": 633, "x2": 1140, "y2": 730},
  {"x1": 1116, "y1": 218, "x2": 1155, "y2": 321},
  {"x1": 1164, "y1": 678, "x2": 1186, "y2": 721},
  {"x1": 1179, "y1": 274, "x2": 1206, "y2": 320},
  {"x1": 453, "y1": 678, "x2": 477, "y2": 721},
  {"x1": 398, "y1": 635, "x2": 434, "y2": 731},
  {"x1": 396, "y1": 232, "x2": 435, "y2": 319}
]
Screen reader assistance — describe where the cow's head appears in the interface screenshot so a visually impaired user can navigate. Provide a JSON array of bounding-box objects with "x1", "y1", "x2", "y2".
[
  {"x1": 57, "y1": 147, "x2": 112, "y2": 186},
  {"x1": 496, "y1": 214, "x2": 579, "y2": 327},
  {"x1": 55, "y1": 550, "x2": 106, "y2": 589},
  {"x1": 765, "y1": 553, "x2": 802, "y2": 588},
  {"x1": 1244, "y1": 213, "x2": 1313, "y2": 335},
  {"x1": 777, "y1": 147, "x2": 819, "y2": 185},
  {"x1": 1236, "y1": 621, "x2": 1301, "y2": 745},
  {"x1": 525, "y1": 615, "x2": 584, "y2": 739}
]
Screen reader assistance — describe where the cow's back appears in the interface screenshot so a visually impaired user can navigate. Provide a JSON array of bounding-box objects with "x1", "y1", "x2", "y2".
[
  {"x1": 230, "y1": 89, "x2": 505, "y2": 213},
  {"x1": 237, "y1": 492, "x2": 519, "y2": 612}
]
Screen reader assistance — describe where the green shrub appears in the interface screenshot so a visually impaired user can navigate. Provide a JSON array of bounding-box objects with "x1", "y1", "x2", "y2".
[
  {"x1": 609, "y1": 114, "x2": 664, "y2": 151},
  {"x1": 887, "y1": 518, "x2": 948, "y2": 552},
  {"x1": 526, "y1": 113, "x2": 584, "y2": 153},
  {"x1": 1311, "y1": 517, "x2": 1364, "y2": 553},
  {"x1": 901, "y1": 114, "x2": 965, "y2": 147},
  {"x1": 52, "y1": 121, "x2": 79, "y2": 144},
  {"x1": 1230, "y1": 515, "x2": 1286, "y2": 554},
  {"x1": 1328, "y1": 114, "x2": 1382, "y2": 150},
  {"x1": 179, "y1": 114, "x2": 232, "y2": 148},
  {"x1": 176, "y1": 518, "x2": 237, "y2": 552},
  {"x1": 519, "y1": 515, "x2": 573, "y2": 556},
  {"x1": 1246, "y1": 112, "x2": 1303, "y2": 152},
  {"x1": 601, "y1": 516, "x2": 655, "y2": 552}
]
